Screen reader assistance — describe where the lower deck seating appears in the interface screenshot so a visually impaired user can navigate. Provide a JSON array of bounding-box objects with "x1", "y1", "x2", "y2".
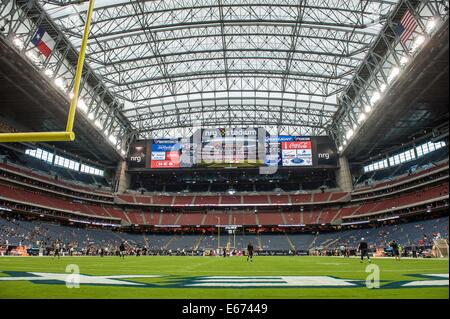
[{"x1": 1, "y1": 216, "x2": 448, "y2": 251}]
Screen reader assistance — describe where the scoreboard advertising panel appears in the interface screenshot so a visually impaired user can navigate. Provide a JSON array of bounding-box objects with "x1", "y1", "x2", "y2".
[
  {"x1": 150, "y1": 139, "x2": 182, "y2": 169},
  {"x1": 128, "y1": 128, "x2": 337, "y2": 169}
]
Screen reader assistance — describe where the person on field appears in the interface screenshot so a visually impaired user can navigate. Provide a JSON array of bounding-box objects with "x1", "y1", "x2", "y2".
[
  {"x1": 345, "y1": 245, "x2": 351, "y2": 258},
  {"x1": 390, "y1": 240, "x2": 400, "y2": 261},
  {"x1": 411, "y1": 243, "x2": 418, "y2": 258},
  {"x1": 340, "y1": 244, "x2": 346, "y2": 257},
  {"x1": 358, "y1": 238, "x2": 371, "y2": 263},
  {"x1": 119, "y1": 241, "x2": 126, "y2": 259},
  {"x1": 53, "y1": 240, "x2": 61, "y2": 259},
  {"x1": 247, "y1": 242, "x2": 254, "y2": 262}
]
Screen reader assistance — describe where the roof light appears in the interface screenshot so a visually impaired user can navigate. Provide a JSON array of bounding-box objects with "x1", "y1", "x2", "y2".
[
  {"x1": 370, "y1": 92, "x2": 380, "y2": 105},
  {"x1": 387, "y1": 67, "x2": 400, "y2": 83},
  {"x1": 54, "y1": 78, "x2": 65, "y2": 90},
  {"x1": 94, "y1": 120, "x2": 103, "y2": 129},
  {"x1": 77, "y1": 99, "x2": 88, "y2": 113},
  {"x1": 121, "y1": 150, "x2": 126, "y2": 156},
  {"x1": 88, "y1": 112, "x2": 95, "y2": 120},
  {"x1": 426, "y1": 18, "x2": 437, "y2": 33},
  {"x1": 109, "y1": 135, "x2": 117, "y2": 144},
  {"x1": 338, "y1": 145, "x2": 343, "y2": 152},
  {"x1": 380, "y1": 83, "x2": 387, "y2": 93},
  {"x1": 26, "y1": 51, "x2": 40, "y2": 64},
  {"x1": 411, "y1": 35, "x2": 425, "y2": 52},
  {"x1": 13, "y1": 37, "x2": 24, "y2": 50},
  {"x1": 346, "y1": 129, "x2": 354, "y2": 139},
  {"x1": 364, "y1": 105, "x2": 372, "y2": 113},
  {"x1": 44, "y1": 69, "x2": 53, "y2": 78},
  {"x1": 358, "y1": 113, "x2": 366, "y2": 123},
  {"x1": 400, "y1": 56, "x2": 409, "y2": 66}
]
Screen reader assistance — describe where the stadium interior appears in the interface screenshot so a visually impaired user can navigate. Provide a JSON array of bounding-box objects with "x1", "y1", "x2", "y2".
[{"x1": 0, "y1": 0, "x2": 448, "y2": 262}]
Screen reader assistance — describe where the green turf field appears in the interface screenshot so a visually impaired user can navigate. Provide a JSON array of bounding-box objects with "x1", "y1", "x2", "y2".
[{"x1": 0, "y1": 256, "x2": 448, "y2": 299}]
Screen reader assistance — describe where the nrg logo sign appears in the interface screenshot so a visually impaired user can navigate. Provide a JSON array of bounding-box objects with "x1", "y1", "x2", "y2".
[{"x1": 130, "y1": 156, "x2": 142, "y2": 163}]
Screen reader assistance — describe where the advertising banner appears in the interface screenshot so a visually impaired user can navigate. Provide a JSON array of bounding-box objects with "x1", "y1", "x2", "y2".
[
  {"x1": 150, "y1": 139, "x2": 181, "y2": 169},
  {"x1": 281, "y1": 139, "x2": 313, "y2": 166}
]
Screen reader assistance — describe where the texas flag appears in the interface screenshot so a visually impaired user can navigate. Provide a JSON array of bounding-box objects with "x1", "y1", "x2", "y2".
[{"x1": 31, "y1": 27, "x2": 55, "y2": 58}]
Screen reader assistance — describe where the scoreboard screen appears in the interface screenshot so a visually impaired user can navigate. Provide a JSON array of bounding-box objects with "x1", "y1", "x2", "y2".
[
  {"x1": 150, "y1": 139, "x2": 181, "y2": 169},
  {"x1": 127, "y1": 128, "x2": 337, "y2": 169}
]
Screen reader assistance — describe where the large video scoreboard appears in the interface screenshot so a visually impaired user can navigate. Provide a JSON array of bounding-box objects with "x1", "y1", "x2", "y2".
[{"x1": 128, "y1": 128, "x2": 337, "y2": 169}]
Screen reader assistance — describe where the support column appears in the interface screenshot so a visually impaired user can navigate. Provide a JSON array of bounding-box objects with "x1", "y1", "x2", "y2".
[
  {"x1": 336, "y1": 155, "x2": 353, "y2": 192},
  {"x1": 115, "y1": 160, "x2": 130, "y2": 193}
]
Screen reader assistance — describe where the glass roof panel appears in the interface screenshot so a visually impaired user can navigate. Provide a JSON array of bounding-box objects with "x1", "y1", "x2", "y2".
[{"x1": 40, "y1": 0, "x2": 400, "y2": 135}]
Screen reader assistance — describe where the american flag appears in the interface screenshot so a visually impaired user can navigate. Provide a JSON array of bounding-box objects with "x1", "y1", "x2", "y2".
[{"x1": 395, "y1": 10, "x2": 418, "y2": 43}]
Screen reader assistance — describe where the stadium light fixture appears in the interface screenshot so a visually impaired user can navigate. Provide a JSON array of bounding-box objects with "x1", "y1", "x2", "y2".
[
  {"x1": 94, "y1": 120, "x2": 103, "y2": 129},
  {"x1": 0, "y1": 0, "x2": 95, "y2": 143},
  {"x1": 380, "y1": 83, "x2": 387, "y2": 93},
  {"x1": 411, "y1": 35, "x2": 425, "y2": 52},
  {"x1": 387, "y1": 67, "x2": 400, "y2": 83},
  {"x1": 400, "y1": 56, "x2": 409, "y2": 66},
  {"x1": 44, "y1": 69, "x2": 53, "y2": 78},
  {"x1": 338, "y1": 145, "x2": 343, "y2": 152},
  {"x1": 77, "y1": 99, "x2": 88, "y2": 113},
  {"x1": 26, "y1": 51, "x2": 40, "y2": 64},
  {"x1": 364, "y1": 105, "x2": 372, "y2": 113},
  {"x1": 346, "y1": 129, "x2": 354, "y2": 139},
  {"x1": 109, "y1": 135, "x2": 117, "y2": 144},
  {"x1": 426, "y1": 18, "x2": 437, "y2": 33},
  {"x1": 12, "y1": 37, "x2": 24, "y2": 50},
  {"x1": 88, "y1": 113, "x2": 95, "y2": 120},
  {"x1": 358, "y1": 113, "x2": 366, "y2": 123},
  {"x1": 54, "y1": 78, "x2": 65, "y2": 90},
  {"x1": 370, "y1": 92, "x2": 381, "y2": 105}
]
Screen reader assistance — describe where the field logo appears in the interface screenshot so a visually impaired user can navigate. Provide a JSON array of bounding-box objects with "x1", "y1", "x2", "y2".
[
  {"x1": 66, "y1": 264, "x2": 80, "y2": 289},
  {"x1": 365, "y1": 264, "x2": 380, "y2": 289},
  {"x1": 0, "y1": 272, "x2": 447, "y2": 289}
]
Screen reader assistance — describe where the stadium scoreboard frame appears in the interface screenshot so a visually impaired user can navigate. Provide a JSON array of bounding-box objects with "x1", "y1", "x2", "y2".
[{"x1": 127, "y1": 128, "x2": 337, "y2": 170}]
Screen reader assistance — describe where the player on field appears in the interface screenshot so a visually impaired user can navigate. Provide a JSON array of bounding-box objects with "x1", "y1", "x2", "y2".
[
  {"x1": 247, "y1": 242, "x2": 254, "y2": 262},
  {"x1": 358, "y1": 238, "x2": 371, "y2": 263},
  {"x1": 390, "y1": 240, "x2": 400, "y2": 261},
  {"x1": 344, "y1": 244, "x2": 350, "y2": 258},
  {"x1": 53, "y1": 240, "x2": 61, "y2": 259},
  {"x1": 119, "y1": 241, "x2": 126, "y2": 259},
  {"x1": 339, "y1": 244, "x2": 346, "y2": 257}
]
